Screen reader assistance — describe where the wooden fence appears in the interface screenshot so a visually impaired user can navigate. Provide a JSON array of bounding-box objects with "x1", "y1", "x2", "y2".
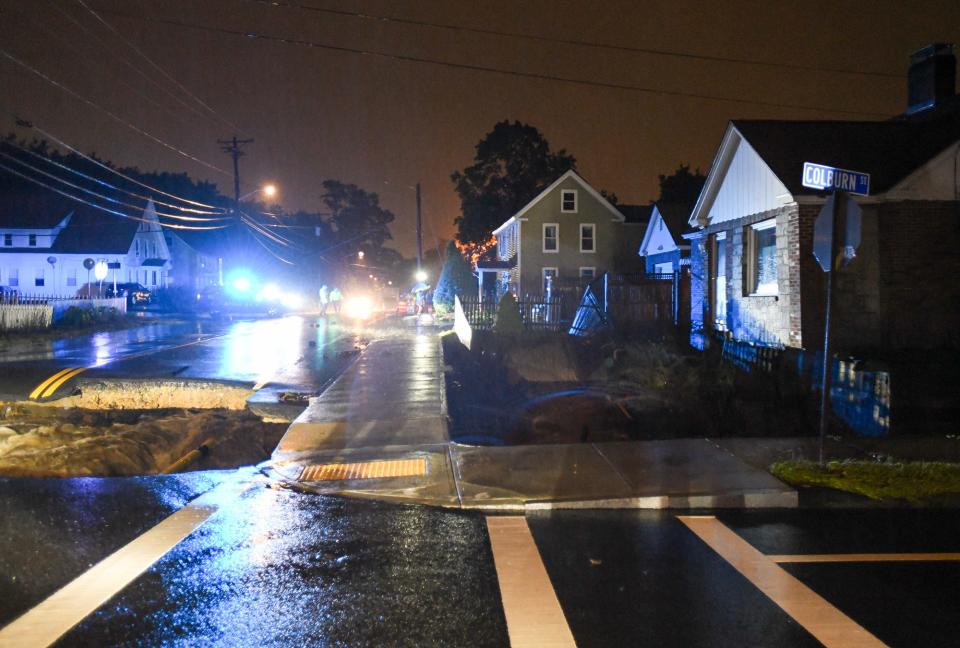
[{"x1": 569, "y1": 272, "x2": 681, "y2": 336}]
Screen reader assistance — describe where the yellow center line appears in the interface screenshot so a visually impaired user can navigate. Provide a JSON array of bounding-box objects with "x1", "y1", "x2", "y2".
[
  {"x1": 770, "y1": 552, "x2": 960, "y2": 563},
  {"x1": 679, "y1": 515, "x2": 887, "y2": 648},
  {"x1": 39, "y1": 367, "x2": 87, "y2": 399},
  {"x1": 28, "y1": 367, "x2": 77, "y2": 400}
]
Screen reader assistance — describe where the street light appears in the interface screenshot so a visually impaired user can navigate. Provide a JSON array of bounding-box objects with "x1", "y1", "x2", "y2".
[
  {"x1": 94, "y1": 259, "x2": 108, "y2": 298},
  {"x1": 415, "y1": 270, "x2": 428, "y2": 283},
  {"x1": 240, "y1": 184, "x2": 278, "y2": 201}
]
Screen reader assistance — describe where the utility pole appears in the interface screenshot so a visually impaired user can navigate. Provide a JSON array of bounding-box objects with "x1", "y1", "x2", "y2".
[
  {"x1": 415, "y1": 181, "x2": 423, "y2": 273},
  {"x1": 218, "y1": 135, "x2": 254, "y2": 223}
]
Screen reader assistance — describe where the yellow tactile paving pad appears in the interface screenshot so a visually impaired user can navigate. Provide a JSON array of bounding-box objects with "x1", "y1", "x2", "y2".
[{"x1": 297, "y1": 458, "x2": 427, "y2": 481}]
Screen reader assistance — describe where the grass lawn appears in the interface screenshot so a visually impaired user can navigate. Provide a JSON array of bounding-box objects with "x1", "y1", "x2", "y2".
[{"x1": 771, "y1": 459, "x2": 960, "y2": 504}]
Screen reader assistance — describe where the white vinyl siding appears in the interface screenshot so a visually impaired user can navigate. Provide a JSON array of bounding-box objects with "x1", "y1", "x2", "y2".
[{"x1": 705, "y1": 133, "x2": 790, "y2": 226}]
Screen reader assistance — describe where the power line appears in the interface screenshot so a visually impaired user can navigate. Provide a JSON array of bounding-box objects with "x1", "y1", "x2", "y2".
[
  {"x1": 7, "y1": 3, "x2": 198, "y2": 130},
  {"x1": 0, "y1": 161, "x2": 230, "y2": 231},
  {"x1": 0, "y1": 48, "x2": 233, "y2": 177},
  {"x1": 103, "y1": 11, "x2": 891, "y2": 119},
  {"x1": 245, "y1": 0, "x2": 904, "y2": 81},
  {"x1": 39, "y1": 0, "x2": 222, "y2": 128},
  {"x1": 0, "y1": 149, "x2": 229, "y2": 222},
  {"x1": 2, "y1": 138, "x2": 228, "y2": 218},
  {"x1": 20, "y1": 120, "x2": 226, "y2": 211},
  {"x1": 73, "y1": 0, "x2": 242, "y2": 134}
]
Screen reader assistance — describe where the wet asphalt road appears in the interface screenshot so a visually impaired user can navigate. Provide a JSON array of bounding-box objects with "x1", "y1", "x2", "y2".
[
  {"x1": 0, "y1": 313, "x2": 369, "y2": 405},
  {"x1": 2, "y1": 471, "x2": 958, "y2": 647}
]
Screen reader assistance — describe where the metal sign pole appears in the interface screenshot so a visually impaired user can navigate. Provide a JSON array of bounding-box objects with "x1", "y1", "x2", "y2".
[{"x1": 818, "y1": 190, "x2": 845, "y2": 467}]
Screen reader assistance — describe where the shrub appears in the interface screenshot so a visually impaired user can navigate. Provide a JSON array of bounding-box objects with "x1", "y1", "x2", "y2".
[
  {"x1": 58, "y1": 306, "x2": 121, "y2": 328},
  {"x1": 434, "y1": 241, "x2": 477, "y2": 307},
  {"x1": 493, "y1": 292, "x2": 523, "y2": 336}
]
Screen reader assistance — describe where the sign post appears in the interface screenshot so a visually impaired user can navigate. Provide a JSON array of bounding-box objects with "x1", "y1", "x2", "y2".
[{"x1": 803, "y1": 163, "x2": 869, "y2": 466}]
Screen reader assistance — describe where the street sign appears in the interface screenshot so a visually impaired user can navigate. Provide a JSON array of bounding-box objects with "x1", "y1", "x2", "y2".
[
  {"x1": 802, "y1": 162, "x2": 870, "y2": 196},
  {"x1": 813, "y1": 194, "x2": 862, "y2": 272}
]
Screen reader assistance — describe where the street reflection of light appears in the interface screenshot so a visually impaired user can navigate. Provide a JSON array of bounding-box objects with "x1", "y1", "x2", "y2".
[{"x1": 220, "y1": 316, "x2": 303, "y2": 382}]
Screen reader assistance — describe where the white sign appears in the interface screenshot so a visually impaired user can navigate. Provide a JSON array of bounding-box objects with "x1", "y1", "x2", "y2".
[{"x1": 802, "y1": 162, "x2": 870, "y2": 196}]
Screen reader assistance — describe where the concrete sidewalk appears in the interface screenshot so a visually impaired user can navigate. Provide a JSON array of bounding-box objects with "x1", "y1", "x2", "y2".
[{"x1": 267, "y1": 326, "x2": 797, "y2": 510}]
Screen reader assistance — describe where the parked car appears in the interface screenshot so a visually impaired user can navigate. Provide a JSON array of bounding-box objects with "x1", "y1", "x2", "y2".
[{"x1": 105, "y1": 283, "x2": 151, "y2": 305}]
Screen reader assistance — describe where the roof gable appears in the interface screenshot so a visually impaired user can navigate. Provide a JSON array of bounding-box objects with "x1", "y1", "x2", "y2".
[
  {"x1": 690, "y1": 124, "x2": 790, "y2": 227},
  {"x1": 496, "y1": 169, "x2": 625, "y2": 231},
  {"x1": 640, "y1": 203, "x2": 693, "y2": 256}
]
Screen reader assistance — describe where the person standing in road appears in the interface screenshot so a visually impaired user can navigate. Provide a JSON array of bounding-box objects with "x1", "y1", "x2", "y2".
[
  {"x1": 318, "y1": 284, "x2": 329, "y2": 315},
  {"x1": 330, "y1": 287, "x2": 343, "y2": 314}
]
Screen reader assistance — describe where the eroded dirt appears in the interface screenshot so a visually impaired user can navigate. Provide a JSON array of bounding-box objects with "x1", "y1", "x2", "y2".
[{"x1": 0, "y1": 404, "x2": 287, "y2": 477}]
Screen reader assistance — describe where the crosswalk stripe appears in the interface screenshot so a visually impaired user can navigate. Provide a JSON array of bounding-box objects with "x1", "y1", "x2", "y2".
[
  {"x1": 486, "y1": 516, "x2": 577, "y2": 647},
  {"x1": 0, "y1": 478, "x2": 253, "y2": 648},
  {"x1": 679, "y1": 516, "x2": 887, "y2": 648}
]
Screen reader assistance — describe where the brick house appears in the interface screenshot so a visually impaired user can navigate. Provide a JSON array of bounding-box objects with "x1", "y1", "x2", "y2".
[
  {"x1": 685, "y1": 44, "x2": 960, "y2": 356},
  {"x1": 479, "y1": 169, "x2": 645, "y2": 299}
]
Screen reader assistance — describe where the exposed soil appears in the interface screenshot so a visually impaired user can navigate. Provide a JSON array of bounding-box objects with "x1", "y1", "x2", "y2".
[
  {"x1": 0, "y1": 404, "x2": 287, "y2": 477},
  {"x1": 443, "y1": 329, "x2": 822, "y2": 446}
]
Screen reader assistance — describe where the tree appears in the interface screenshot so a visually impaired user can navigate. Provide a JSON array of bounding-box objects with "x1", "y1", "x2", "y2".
[
  {"x1": 434, "y1": 241, "x2": 476, "y2": 307},
  {"x1": 657, "y1": 164, "x2": 706, "y2": 206},
  {"x1": 321, "y1": 180, "x2": 395, "y2": 261},
  {"x1": 452, "y1": 121, "x2": 576, "y2": 247},
  {"x1": 493, "y1": 292, "x2": 523, "y2": 335}
]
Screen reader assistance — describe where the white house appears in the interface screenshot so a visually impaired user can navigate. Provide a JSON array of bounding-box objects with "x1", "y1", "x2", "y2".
[
  {"x1": 637, "y1": 203, "x2": 691, "y2": 274},
  {"x1": 0, "y1": 194, "x2": 171, "y2": 297}
]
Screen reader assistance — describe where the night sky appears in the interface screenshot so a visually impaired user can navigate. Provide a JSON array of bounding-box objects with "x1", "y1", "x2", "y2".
[{"x1": 2, "y1": 0, "x2": 959, "y2": 256}]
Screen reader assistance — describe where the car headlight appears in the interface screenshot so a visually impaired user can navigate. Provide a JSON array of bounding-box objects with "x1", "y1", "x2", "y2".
[{"x1": 344, "y1": 296, "x2": 372, "y2": 319}]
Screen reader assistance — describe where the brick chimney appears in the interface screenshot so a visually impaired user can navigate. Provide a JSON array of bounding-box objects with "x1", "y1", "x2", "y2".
[{"x1": 907, "y1": 43, "x2": 956, "y2": 114}]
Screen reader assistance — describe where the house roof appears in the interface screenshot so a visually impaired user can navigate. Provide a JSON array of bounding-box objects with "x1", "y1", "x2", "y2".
[
  {"x1": 654, "y1": 202, "x2": 694, "y2": 236},
  {"x1": 0, "y1": 193, "x2": 75, "y2": 229},
  {"x1": 732, "y1": 112, "x2": 960, "y2": 196},
  {"x1": 50, "y1": 208, "x2": 140, "y2": 255},
  {"x1": 615, "y1": 203, "x2": 653, "y2": 225},
  {"x1": 492, "y1": 169, "x2": 625, "y2": 233}
]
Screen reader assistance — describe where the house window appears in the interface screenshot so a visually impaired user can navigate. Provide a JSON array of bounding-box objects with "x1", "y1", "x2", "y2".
[
  {"x1": 66, "y1": 269, "x2": 77, "y2": 287},
  {"x1": 152, "y1": 270, "x2": 157, "y2": 286},
  {"x1": 9, "y1": 269, "x2": 18, "y2": 287},
  {"x1": 28, "y1": 234, "x2": 36, "y2": 247},
  {"x1": 543, "y1": 223, "x2": 559, "y2": 253},
  {"x1": 561, "y1": 190, "x2": 577, "y2": 213},
  {"x1": 35, "y1": 269, "x2": 44, "y2": 287},
  {"x1": 135, "y1": 240, "x2": 140, "y2": 256},
  {"x1": 580, "y1": 223, "x2": 595, "y2": 253},
  {"x1": 542, "y1": 267, "x2": 558, "y2": 295},
  {"x1": 579, "y1": 267, "x2": 595, "y2": 281},
  {"x1": 746, "y1": 219, "x2": 778, "y2": 296},
  {"x1": 3, "y1": 234, "x2": 10, "y2": 246}
]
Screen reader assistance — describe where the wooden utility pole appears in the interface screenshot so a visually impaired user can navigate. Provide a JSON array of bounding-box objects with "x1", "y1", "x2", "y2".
[
  {"x1": 217, "y1": 135, "x2": 254, "y2": 222},
  {"x1": 415, "y1": 182, "x2": 423, "y2": 273}
]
